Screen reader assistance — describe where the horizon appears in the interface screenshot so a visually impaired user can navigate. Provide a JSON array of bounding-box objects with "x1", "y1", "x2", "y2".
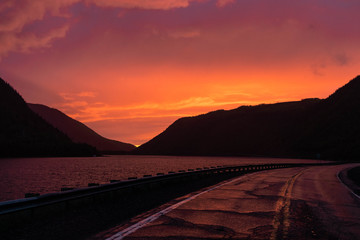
[{"x1": 1, "y1": 0, "x2": 360, "y2": 145}]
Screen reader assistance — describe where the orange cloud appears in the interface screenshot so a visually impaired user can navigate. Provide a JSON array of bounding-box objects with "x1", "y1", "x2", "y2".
[
  {"x1": 0, "y1": 24, "x2": 69, "y2": 59},
  {"x1": 87, "y1": 0, "x2": 192, "y2": 9},
  {"x1": 0, "y1": 0, "x2": 71, "y2": 32},
  {"x1": 216, "y1": 0, "x2": 235, "y2": 7},
  {"x1": 60, "y1": 91, "x2": 97, "y2": 99},
  {"x1": 2, "y1": 0, "x2": 360, "y2": 146},
  {"x1": 85, "y1": 116, "x2": 181, "y2": 145},
  {"x1": 56, "y1": 86, "x2": 279, "y2": 125},
  {"x1": 0, "y1": 0, "x2": 75, "y2": 59},
  {"x1": 0, "y1": 0, "x2": 200, "y2": 59}
]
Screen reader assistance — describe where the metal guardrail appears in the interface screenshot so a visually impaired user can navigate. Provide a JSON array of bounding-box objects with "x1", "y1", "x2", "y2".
[
  {"x1": 1, "y1": 161, "x2": 342, "y2": 240},
  {"x1": 0, "y1": 162, "x2": 321, "y2": 216}
]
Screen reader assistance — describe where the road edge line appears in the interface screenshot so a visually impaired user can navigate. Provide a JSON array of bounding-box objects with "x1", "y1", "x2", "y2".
[
  {"x1": 337, "y1": 168, "x2": 360, "y2": 200},
  {"x1": 105, "y1": 172, "x2": 259, "y2": 240}
]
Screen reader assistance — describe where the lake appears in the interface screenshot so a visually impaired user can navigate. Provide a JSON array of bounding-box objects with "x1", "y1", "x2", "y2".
[{"x1": 0, "y1": 155, "x2": 326, "y2": 202}]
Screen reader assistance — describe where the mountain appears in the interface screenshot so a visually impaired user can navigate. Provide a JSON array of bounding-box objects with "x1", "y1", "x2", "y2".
[
  {"x1": 0, "y1": 78, "x2": 97, "y2": 157},
  {"x1": 28, "y1": 103, "x2": 136, "y2": 153},
  {"x1": 136, "y1": 76, "x2": 360, "y2": 161}
]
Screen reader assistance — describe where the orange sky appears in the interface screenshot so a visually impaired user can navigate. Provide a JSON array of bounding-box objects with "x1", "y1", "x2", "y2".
[{"x1": 1, "y1": 0, "x2": 360, "y2": 145}]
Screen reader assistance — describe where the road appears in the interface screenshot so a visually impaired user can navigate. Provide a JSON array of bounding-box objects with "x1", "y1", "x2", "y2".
[{"x1": 92, "y1": 163, "x2": 360, "y2": 240}]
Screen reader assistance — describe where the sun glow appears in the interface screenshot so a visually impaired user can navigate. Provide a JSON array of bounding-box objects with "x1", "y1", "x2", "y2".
[{"x1": 1, "y1": 0, "x2": 359, "y2": 145}]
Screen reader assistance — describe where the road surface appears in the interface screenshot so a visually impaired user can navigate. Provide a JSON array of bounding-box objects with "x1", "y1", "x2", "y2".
[{"x1": 92, "y1": 163, "x2": 360, "y2": 240}]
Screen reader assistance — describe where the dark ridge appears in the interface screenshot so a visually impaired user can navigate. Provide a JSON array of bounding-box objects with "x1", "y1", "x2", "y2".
[
  {"x1": 0, "y1": 77, "x2": 97, "y2": 157},
  {"x1": 29, "y1": 103, "x2": 136, "y2": 153},
  {"x1": 327, "y1": 75, "x2": 360, "y2": 104},
  {"x1": 135, "y1": 76, "x2": 360, "y2": 161}
]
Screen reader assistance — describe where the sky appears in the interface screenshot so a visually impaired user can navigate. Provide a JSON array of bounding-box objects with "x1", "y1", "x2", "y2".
[{"x1": 1, "y1": 0, "x2": 360, "y2": 146}]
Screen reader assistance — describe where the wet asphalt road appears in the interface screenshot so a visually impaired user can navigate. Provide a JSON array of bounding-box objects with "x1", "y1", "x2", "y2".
[{"x1": 92, "y1": 163, "x2": 360, "y2": 240}]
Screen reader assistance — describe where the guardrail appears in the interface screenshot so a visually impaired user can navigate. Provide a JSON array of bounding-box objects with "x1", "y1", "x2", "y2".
[
  {"x1": 0, "y1": 162, "x2": 332, "y2": 239},
  {"x1": 0, "y1": 163, "x2": 300, "y2": 214}
]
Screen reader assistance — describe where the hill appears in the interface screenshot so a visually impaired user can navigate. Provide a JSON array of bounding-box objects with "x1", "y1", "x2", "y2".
[
  {"x1": 0, "y1": 77, "x2": 97, "y2": 157},
  {"x1": 136, "y1": 76, "x2": 360, "y2": 161},
  {"x1": 29, "y1": 103, "x2": 136, "y2": 153}
]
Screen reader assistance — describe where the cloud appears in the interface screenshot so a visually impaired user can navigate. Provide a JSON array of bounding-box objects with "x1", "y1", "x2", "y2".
[
  {"x1": 333, "y1": 53, "x2": 350, "y2": 66},
  {"x1": 63, "y1": 101, "x2": 89, "y2": 108},
  {"x1": 216, "y1": 0, "x2": 235, "y2": 8},
  {"x1": 76, "y1": 91, "x2": 97, "y2": 97},
  {"x1": 56, "y1": 94, "x2": 264, "y2": 144},
  {"x1": 19, "y1": 24, "x2": 69, "y2": 51},
  {"x1": 0, "y1": 0, "x2": 199, "y2": 60},
  {"x1": 60, "y1": 91, "x2": 97, "y2": 99},
  {"x1": 0, "y1": 24, "x2": 69, "y2": 59},
  {"x1": 0, "y1": 0, "x2": 75, "y2": 59},
  {"x1": 311, "y1": 63, "x2": 327, "y2": 76},
  {"x1": 0, "y1": 0, "x2": 192, "y2": 34},
  {"x1": 0, "y1": 0, "x2": 76, "y2": 32},
  {"x1": 57, "y1": 94, "x2": 261, "y2": 124},
  {"x1": 87, "y1": 0, "x2": 192, "y2": 10},
  {"x1": 85, "y1": 116, "x2": 180, "y2": 145}
]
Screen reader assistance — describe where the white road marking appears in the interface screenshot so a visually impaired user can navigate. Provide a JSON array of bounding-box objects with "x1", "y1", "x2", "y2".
[
  {"x1": 337, "y1": 167, "x2": 360, "y2": 200},
  {"x1": 105, "y1": 173, "x2": 256, "y2": 240}
]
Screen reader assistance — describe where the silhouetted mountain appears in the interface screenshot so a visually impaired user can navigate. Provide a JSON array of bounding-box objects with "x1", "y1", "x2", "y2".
[
  {"x1": 0, "y1": 77, "x2": 97, "y2": 157},
  {"x1": 29, "y1": 103, "x2": 136, "y2": 153},
  {"x1": 136, "y1": 76, "x2": 360, "y2": 161}
]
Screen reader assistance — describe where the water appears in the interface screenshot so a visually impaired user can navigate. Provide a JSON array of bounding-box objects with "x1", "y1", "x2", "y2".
[{"x1": 0, "y1": 155, "x2": 326, "y2": 202}]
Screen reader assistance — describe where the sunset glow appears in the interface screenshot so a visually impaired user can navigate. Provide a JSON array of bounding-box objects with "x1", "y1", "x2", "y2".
[{"x1": 1, "y1": 0, "x2": 360, "y2": 145}]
